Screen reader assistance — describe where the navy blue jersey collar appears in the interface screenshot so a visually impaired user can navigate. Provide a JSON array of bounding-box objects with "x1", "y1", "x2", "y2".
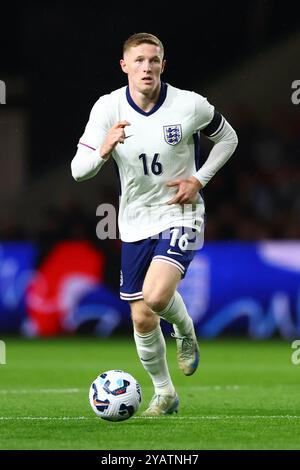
[{"x1": 126, "y1": 82, "x2": 168, "y2": 116}]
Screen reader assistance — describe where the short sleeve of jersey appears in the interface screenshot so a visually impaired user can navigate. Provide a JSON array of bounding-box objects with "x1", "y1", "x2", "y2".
[
  {"x1": 78, "y1": 96, "x2": 110, "y2": 150},
  {"x1": 193, "y1": 92, "x2": 215, "y2": 133}
]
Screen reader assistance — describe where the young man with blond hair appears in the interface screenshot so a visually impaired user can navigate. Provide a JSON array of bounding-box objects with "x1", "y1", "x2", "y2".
[{"x1": 71, "y1": 32, "x2": 238, "y2": 416}]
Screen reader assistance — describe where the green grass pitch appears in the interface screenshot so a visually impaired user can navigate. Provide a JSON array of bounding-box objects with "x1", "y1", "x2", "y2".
[{"x1": 0, "y1": 336, "x2": 299, "y2": 450}]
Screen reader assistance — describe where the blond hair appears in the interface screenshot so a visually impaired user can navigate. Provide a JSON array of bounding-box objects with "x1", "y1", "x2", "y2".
[{"x1": 123, "y1": 32, "x2": 164, "y2": 57}]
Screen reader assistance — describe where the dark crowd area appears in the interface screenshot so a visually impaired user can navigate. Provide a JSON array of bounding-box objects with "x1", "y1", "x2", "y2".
[{"x1": 204, "y1": 107, "x2": 300, "y2": 240}]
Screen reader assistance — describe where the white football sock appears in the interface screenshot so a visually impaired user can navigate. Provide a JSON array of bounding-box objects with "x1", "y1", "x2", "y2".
[
  {"x1": 158, "y1": 291, "x2": 194, "y2": 337},
  {"x1": 134, "y1": 324, "x2": 175, "y2": 397}
]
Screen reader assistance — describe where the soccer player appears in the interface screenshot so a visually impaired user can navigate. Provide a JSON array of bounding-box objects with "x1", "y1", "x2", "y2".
[{"x1": 71, "y1": 33, "x2": 238, "y2": 416}]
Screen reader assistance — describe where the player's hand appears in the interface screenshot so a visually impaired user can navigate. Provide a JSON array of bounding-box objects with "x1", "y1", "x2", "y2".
[
  {"x1": 100, "y1": 121, "x2": 131, "y2": 159},
  {"x1": 166, "y1": 176, "x2": 203, "y2": 205}
]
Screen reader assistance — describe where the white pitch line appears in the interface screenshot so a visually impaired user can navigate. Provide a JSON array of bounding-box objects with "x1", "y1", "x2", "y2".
[
  {"x1": 0, "y1": 415, "x2": 300, "y2": 421},
  {"x1": 0, "y1": 389, "x2": 81, "y2": 394},
  {"x1": 176, "y1": 385, "x2": 241, "y2": 391},
  {"x1": 0, "y1": 417, "x2": 91, "y2": 420},
  {"x1": 134, "y1": 415, "x2": 300, "y2": 420},
  {"x1": 0, "y1": 386, "x2": 242, "y2": 395}
]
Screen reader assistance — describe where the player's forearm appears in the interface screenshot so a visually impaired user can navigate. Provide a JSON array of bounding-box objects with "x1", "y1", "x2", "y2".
[
  {"x1": 193, "y1": 119, "x2": 238, "y2": 187},
  {"x1": 71, "y1": 145, "x2": 107, "y2": 182}
]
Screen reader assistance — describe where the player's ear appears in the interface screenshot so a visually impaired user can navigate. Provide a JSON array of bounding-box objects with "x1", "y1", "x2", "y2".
[
  {"x1": 161, "y1": 59, "x2": 166, "y2": 74},
  {"x1": 120, "y1": 59, "x2": 128, "y2": 74}
]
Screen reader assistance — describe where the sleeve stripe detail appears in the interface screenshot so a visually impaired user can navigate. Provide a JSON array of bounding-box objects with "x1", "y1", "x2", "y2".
[
  {"x1": 201, "y1": 110, "x2": 223, "y2": 137},
  {"x1": 120, "y1": 291, "x2": 143, "y2": 299},
  {"x1": 209, "y1": 117, "x2": 225, "y2": 138},
  {"x1": 78, "y1": 141, "x2": 97, "y2": 151}
]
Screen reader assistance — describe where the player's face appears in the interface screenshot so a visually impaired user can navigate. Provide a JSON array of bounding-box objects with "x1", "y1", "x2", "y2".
[{"x1": 120, "y1": 43, "x2": 165, "y2": 94}]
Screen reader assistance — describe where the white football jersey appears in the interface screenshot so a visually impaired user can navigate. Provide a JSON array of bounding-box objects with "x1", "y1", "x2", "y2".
[{"x1": 78, "y1": 83, "x2": 215, "y2": 242}]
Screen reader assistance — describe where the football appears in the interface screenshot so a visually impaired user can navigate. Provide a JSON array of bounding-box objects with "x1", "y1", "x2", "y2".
[{"x1": 89, "y1": 370, "x2": 142, "y2": 421}]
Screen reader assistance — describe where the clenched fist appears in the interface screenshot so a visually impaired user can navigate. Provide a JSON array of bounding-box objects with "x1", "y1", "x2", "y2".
[{"x1": 100, "y1": 121, "x2": 131, "y2": 159}]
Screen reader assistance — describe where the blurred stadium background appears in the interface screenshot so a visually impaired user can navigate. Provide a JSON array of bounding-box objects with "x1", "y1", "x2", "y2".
[{"x1": 0, "y1": 1, "x2": 300, "y2": 339}]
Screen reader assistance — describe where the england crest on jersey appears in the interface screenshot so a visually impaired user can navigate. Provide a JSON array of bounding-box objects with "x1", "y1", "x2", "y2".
[{"x1": 163, "y1": 124, "x2": 182, "y2": 146}]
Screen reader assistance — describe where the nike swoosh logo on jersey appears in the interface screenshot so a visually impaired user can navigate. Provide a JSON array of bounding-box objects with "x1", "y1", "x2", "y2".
[
  {"x1": 167, "y1": 249, "x2": 183, "y2": 256},
  {"x1": 124, "y1": 134, "x2": 133, "y2": 139}
]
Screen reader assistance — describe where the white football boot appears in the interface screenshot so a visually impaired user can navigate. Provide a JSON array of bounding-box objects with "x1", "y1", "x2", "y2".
[
  {"x1": 171, "y1": 328, "x2": 200, "y2": 376},
  {"x1": 142, "y1": 393, "x2": 179, "y2": 417}
]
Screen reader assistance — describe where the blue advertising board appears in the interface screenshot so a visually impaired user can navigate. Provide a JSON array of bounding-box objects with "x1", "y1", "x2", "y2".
[
  {"x1": 179, "y1": 242, "x2": 300, "y2": 338},
  {"x1": 0, "y1": 241, "x2": 299, "y2": 338}
]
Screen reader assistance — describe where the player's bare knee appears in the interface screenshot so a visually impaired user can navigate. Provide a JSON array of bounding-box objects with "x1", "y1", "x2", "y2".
[
  {"x1": 131, "y1": 310, "x2": 157, "y2": 333},
  {"x1": 130, "y1": 301, "x2": 158, "y2": 333},
  {"x1": 143, "y1": 291, "x2": 170, "y2": 313},
  {"x1": 132, "y1": 315, "x2": 157, "y2": 333}
]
